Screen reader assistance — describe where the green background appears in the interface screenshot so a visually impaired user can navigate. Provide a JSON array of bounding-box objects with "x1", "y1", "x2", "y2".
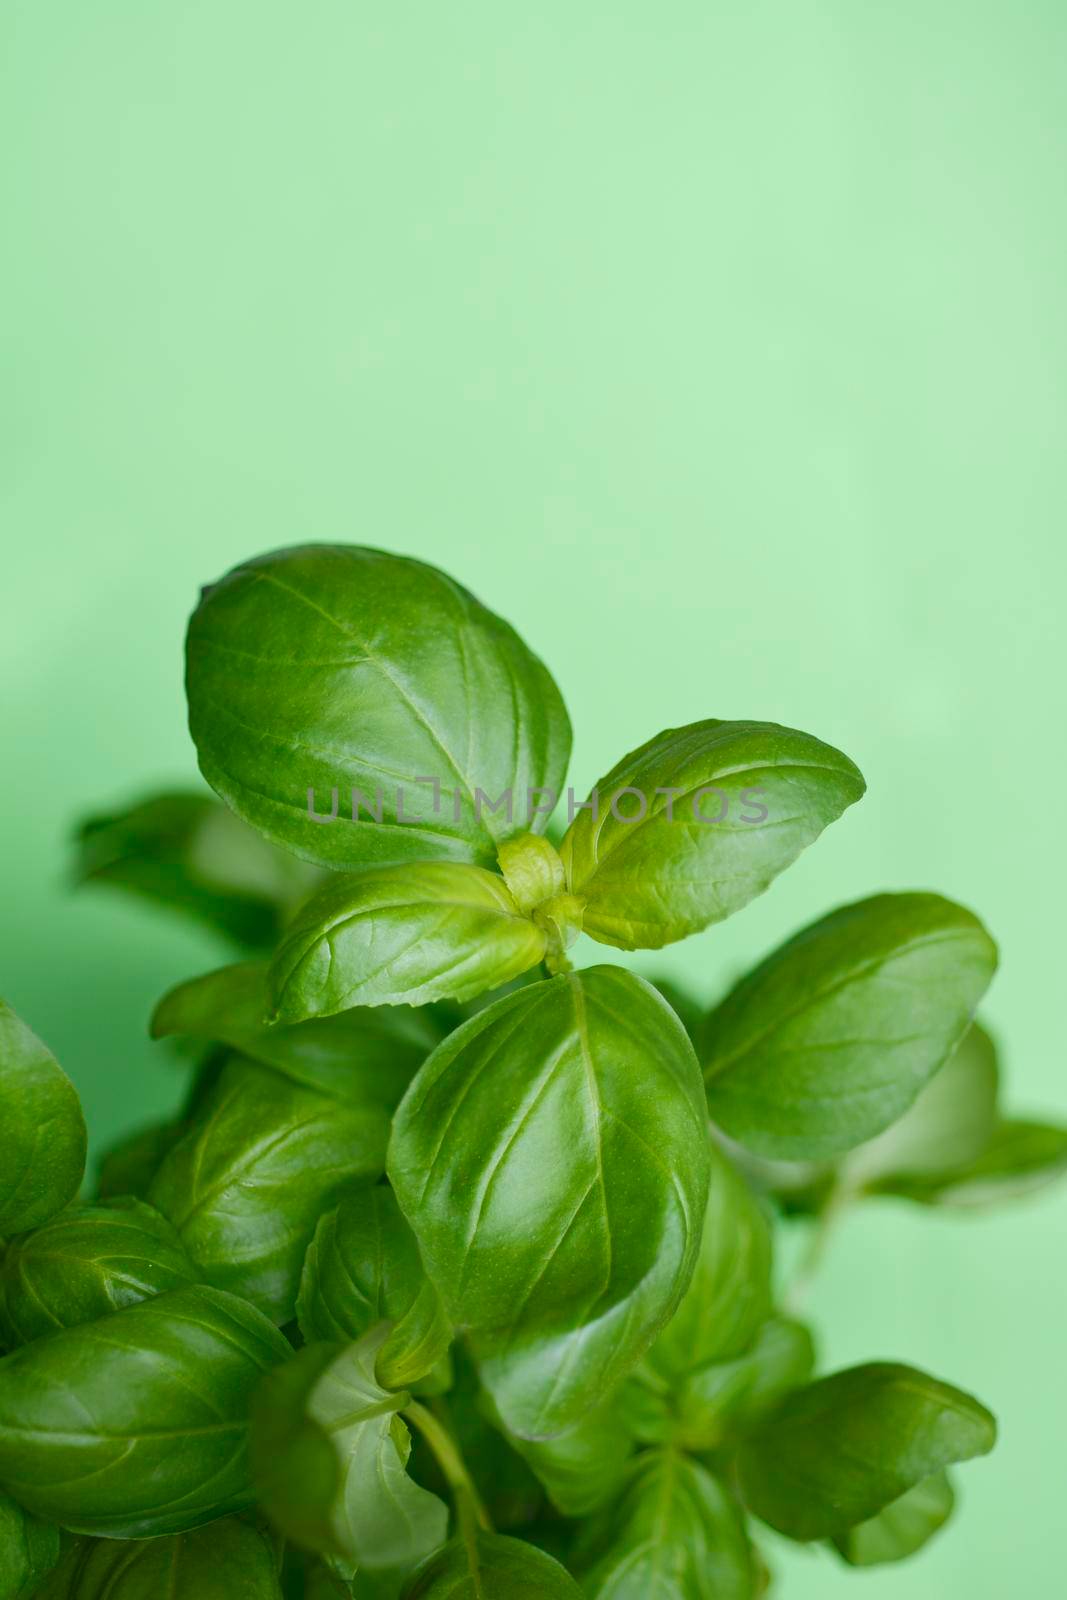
[{"x1": 3, "y1": 4, "x2": 1063, "y2": 1593}]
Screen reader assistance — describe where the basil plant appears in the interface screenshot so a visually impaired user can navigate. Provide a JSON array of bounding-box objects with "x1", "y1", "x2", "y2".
[{"x1": 3, "y1": 545, "x2": 1064, "y2": 1600}]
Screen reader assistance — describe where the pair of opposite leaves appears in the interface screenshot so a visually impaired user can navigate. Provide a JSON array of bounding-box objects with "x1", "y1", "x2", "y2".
[{"x1": 185, "y1": 542, "x2": 868, "y2": 1008}]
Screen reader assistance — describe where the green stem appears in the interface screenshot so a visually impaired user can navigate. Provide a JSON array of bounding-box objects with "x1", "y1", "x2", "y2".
[{"x1": 403, "y1": 1399, "x2": 492, "y2": 1534}]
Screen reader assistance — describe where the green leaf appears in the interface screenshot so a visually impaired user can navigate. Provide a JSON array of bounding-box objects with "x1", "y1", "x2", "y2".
[
  {"x1": 0, "y1": 1001, "x2": 87, "y2": 1237},
  {"x1": 480, "y1": 1391, "x2": 635, "y2": 1517},
  {"x1": 0, "y1": 1285, "x2": 290, "y2": 1537},
  {"x1": 674, "y1": 1317, "x2": 816, "y2": 1451},
  {"x1": 268, "y1": 864, "x2": 546, "y2": 1019},
  {"x1": 559, "y1": 721, "x2": 864, "y2": 949},
  {"x1": 149, "y1": 1055, "x2": 389, "y2": 1322},
  {"x1": 703, "y1": 893, "x2": 999, "y2": 1160},
  {"x1": 832, "y1": 1470, "x2": 955, "y2": 1567},
  {"x1": 151, "y1": 961, "x2": 438, "y2": 1108},
  {"x1": 251, "y1": 1330, "x2": 447, "y2": 1576},
  {"x1": 185, "y1": 545, "x2": 571, "y2": 871},
  {"x1": 388, "y1": 969, "x2": 711, "y2": 1439},
  {"x1": 642, "y1": 1144, "x2": 773, "y2": 1385},
  {"x1": 874, "y1": 1118, "x2": 1067, "y2": 1207},
  {"x1": 73, "y1": 790, "x2": 317, "y2": 949},
  {"x1": 0, "y1": 1197, "x2": 199, "y2": 1346},
  {"x1": 0, "y1": 1489, "x2": 61, "y2": 1600},
  {"x1": 624, "y1": 1317, "x2": 816, "y2": 1453},
  {"x1": 738, "y1": 1362, "x2": 996, "y2": 1541},
  {"x1": 297, "y1": 1187, "x2": 451, "y2": 1390},
  {"x1": 95, "y1": 1119, "x2": 181, "y2": 1201},
  {"x1": 30, "y1": 1518, "x2": 283, "y2": 1598},
  {"x1": 844, "y1": 1021, "x2": 1000, "y2": 1189},
  {"x1": 577, "y1": 1450, "x2": 755, "y2": 1600},
  {"x1": 400, "y1": 1533, "x2": 582, "y2": 1598}
]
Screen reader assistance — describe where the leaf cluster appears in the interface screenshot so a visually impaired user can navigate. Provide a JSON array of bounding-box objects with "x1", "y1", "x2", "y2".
[{"x1": 3, "y1": 544, "x2": 1064, "y2": 1598}]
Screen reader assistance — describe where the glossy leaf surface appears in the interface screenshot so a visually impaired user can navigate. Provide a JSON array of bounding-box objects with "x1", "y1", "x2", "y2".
[
  {"x1": 252, "y1": 1331, "x2": 446, "y2": 1575},
  {"x1": 0, "y1": 1286, "x2": 290, "y2": 1536},
  {"x1": 560, "y1": 720, "x2": 864, "y2": 949},
  {"x1": 401, "y1": 1533, "x2": 582, "y2": 1598},
  {"x1": 579, "y1": 1451, "x2": 754, "y2": 1600},
  {"x1": 738, "y1": 1362, "x2": 996, "y2": 1541},
  {"x1": 704, "y1": 893, "x2": 998, "y2": 1159},
  {"x1": 151, "y1": 961, "x2": 437, "y2": 1108},
  {"x1": 297, "y1": 1186, "x2": 451, "y2": 1389},
  {"x1": 0, "y1": 1489, "x2": 61, "y2": 1600},
  {"x1": 0, "y1": 1001, "x2": 87, "y2": 1237},
  {"x1": 34, "y1": 1518, "x2": 283, "y2": 1598},
  {"x1": 0, "y1": 1197, "x2": 198, "y2": 1346},
  {"x1": 833, "y1": 1470, "x2": 955, "y2": 1567},
  {"x1": 73, "y1": 790, "x2": 316, "y2": 948},
  {"x1": 269, "y1": 864, "x2": 546, "y2": 1018},
  {"x1": 150, "y1": 1055, "x2": 389, "y2": 1322},
  {"x1": 185, "y1": 545, "x2": 571, "y2": 870},
  {"x1": 389, "y1": 969, "x2": 711, "y2": 1438}
]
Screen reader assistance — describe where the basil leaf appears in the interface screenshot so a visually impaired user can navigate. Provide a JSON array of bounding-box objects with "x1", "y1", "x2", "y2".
[
  {"x1": 95, "y1": 1119, "x2": 181, "y2": 1201},
  {"x1": 149, "y1": 1055, "x2": 389, "y2": 1322},
  {"x1": 560, "y1": 720, "x2": 864, "y2": 949},
  {"x1": 738, "y1": 1362, "x2": 996, "y2": 1541},
  {"x1": 643, "y1": 1145, "x2": 773, "y2": 1385},
  {"x1": 297, "y1": 1187, "x2": 451, "y2": 1390},
  {"x1": 251, "y1": 1330, "x2": 447, "y2": 1575},
  {"x1": 704, "y1": 893, "x2": 999, "y2": 1160},
  {"x1": 151, "y1": 962, "x2": 438, "y2": 1107},
  {"x1": 185, "y1": 545, "x2": 571, "y2": 871},
  {"x1": 0, "y1": 1285, "x2": 290, "y2": 1537},
  {"x1": 832, "y1": 1470, "x2": 955, "y2": 1567},
  {"x1": 268, "y1": 865, "x2": 546, "y2": 1019},
  {"x1": 620, "y1": 1316, "x2": 814, "y2": 1452},
  {"x1": 32, "y1": 1518, "x2": 283, "y2": 1599},
  {"x1": 481, "y1": 1392, "x2": 635, "y2": 1517},
  {"x1": 401, "y1": 1533, "x2": 582, "y2": 1598},
  {"x1": 845, "y1": 1020, "x2": 1000, "y2": 1190},
  {"x1": 388, "y1": 969, "x2": 711, "y2": 1439},
  {"x1": 0, "y1": 1197, "x2": 198, "y2": 1346},
  {"x1": 578, "y1": 1451, "x2": 754, "y2": 1600},
  {"x1": 0, "y1": 1001, "x2": 87, "y2": 1237},
  {"x1": 73, "y1": 790, "x2": 317, "y2": 949},
  {"x1": 675, "y1": 1317, "x2": 816, "y2": 1451},
  {"x1": 0, "y1": 1489, "x2": 61, "y2": 1600},
  {"x1": 874, "y1": 1118, "x2": 1067, "y2": 1207}
]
